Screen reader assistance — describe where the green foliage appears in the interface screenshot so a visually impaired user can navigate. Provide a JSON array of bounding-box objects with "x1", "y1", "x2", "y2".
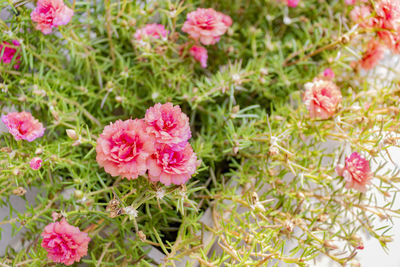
[{"x1": 0, "y1": 0, "x2": 400, "y2": 266}]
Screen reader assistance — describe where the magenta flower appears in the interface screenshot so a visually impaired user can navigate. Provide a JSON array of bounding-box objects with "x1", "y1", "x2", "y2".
[
  {"x1": 182, "y1": 8, "x2": 232, "y2": 45},
  {"x1": 145, "y1": 103, "x2": 191, "y2": 150},
  {"x1": 322, "y1": 68, "x2": 335, "y2": 80},
  {"x1": 0, "y1": 40, "x2": 21, "y2": 69},
  {"x1": 286, "y1": 0, "x2": 300, "y2": 7},
  {"x1": 29, "y1": 157, "x2": 42, "y2": 170},
  {"x1": 189, "y1": 45, "x2": 208, "y2": 68},
  {"x1": 1, "y1": 112, "x2": 45, "y2": 142},
  {"x1": 31, "y1": 0, "x2": 74, "y2": 35},
  {"x1": 96, "y1": 119, "x2": 155, "y2": 180},
  {"x1": 147, "y1": 143, "x2": 199, "y2": 186},
  {"x1": 303, "y1": 79, "x2": 342, "y2": 119},
  {"x1": 336, "y1": 152, "x2": 372, "y2": 192},
  {"x1": 41, "y1": 218, "x2": 90, "y2": 266},
  {"x1": 133, "y1": 24, "x2": 168, "y2": 41}
]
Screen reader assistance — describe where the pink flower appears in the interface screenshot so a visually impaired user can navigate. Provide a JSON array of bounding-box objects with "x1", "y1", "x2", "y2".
[
  {"x1": 96, "y1": 119, "x2": 155, "y2": 180},
  {"x1": 133, "y1": 24, "x2": 168, "y2": 41},
  {"x1": 373, "y1": 0, "x2": 400, "y2": 31},
  {"x1": 147, "y1": 143, "x2": 199, "y2": 185},
  {"x1": 350, "y1": 6, "x2": 372, "y2": 28},
  {"x1": 145, "y1": 103, "x2": 191, "y2": 150},
  {"x1": 29, "y1": 157, "x2": 42, "y2": 170},
  {"x1": 0, "y1": 40, "x2": 21, "y2": 69},
  {"x1": 303, "y1": 79, "x2": 342, "y2": 119},
  {"x1": 41, "y1": 218, "x2": 90, "y2": 266},
  {"x1": 359, "y1": 39, "x2": 385, "y2": 70},
  {"x1": 322, "y1": 68, "x2": 335, "y2": 79},
  {"x1": 345, "y1": 0, "x2": 356, "y2": 5},
  {"x1": 336, "y1": 152, "x2": 372, "y2": 192},
  {"x1": 31, "y1": 0, "x2": 74, "y2": 35},
  {"x1": 287, "y1": 0, "x2": 300, "y2": 7},
  {"x1": 189, "y1": 45, "x2": 208, "y2": 68},
  {"x1": 182, "y1": 8, "x2": 232, "y2": 45},
  {"x1": 1, "y1": 112, "x2": 45, "y2": 142}
]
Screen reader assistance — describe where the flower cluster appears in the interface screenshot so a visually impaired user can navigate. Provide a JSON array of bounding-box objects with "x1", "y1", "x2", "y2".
[
  {"x1": 96, "y1": 103, "x2": 199, "y2": 185},
  {"x1": 41, "y1": 218, "x2": 90, "y2": 265},
  {"x1": 182, "y1": 8, "x2": 232, "y2": 68},
  {"x1": 133, "y1": 24, "x2": 169, "y2": 41},
  {"x1": 350, "y1": 0, "x2": 400, "y2": 69}
]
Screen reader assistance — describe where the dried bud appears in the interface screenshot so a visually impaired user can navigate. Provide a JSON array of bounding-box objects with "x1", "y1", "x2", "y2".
[
  {"x1": 269, "y1": 146, "x2": 279, "y2": 156},
  {"x1": 323, "y1": 240, "x2": 338, "y2": 250},
  {"x1": 379, "y1": 236, "x2": 393, "y2": 244},
  {"x1": 106, "y1": 199, "x2": 120, "y2": 212},
  {"x1": 12, "y1": 187, "x2": 26, "y2": 196},
  {"x1": 137, "y1": 231, "x2": 147, "y2": 242},
  {"x1": 317, "y1": 213, "x2": 328, "y2": 223},
  {"x1": 66, "y1": 129, "x2": 78, "y2": 140},
  {"x1": 350, "y1": 260, "x2": 361, "y2": 267},
  {"x1": 35, "y1": 148, "x2": 44, "y2": 155},
  {"x1": 283, "y1": 220, "x2": 294, "y2": 233},
  {"x1": 0, "y1": 147, "x2": 12, "y2": 153},
  {"x1": 115, "y1": 96, "x2": 124, "y2": 102},
  {"x1": 350, "y1": 234, "x2": 364, "y2": 250},
  {"x1": 128, "y1": 18, "x2": 136, "y2": 27},
  {"x1": 384, "y1": 137, "x2": 397, "y2": 145},
  {"x1": 260, "y1": 67, "x2": 268, "y2": 76},
  {"x1": 12, "y1": 169, "x2": 20, "y2": 175},
  {"x1": 18, "y1": 95, "x2": 27, "y2": 102}
]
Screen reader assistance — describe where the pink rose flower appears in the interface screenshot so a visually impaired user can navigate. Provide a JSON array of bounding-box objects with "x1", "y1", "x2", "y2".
[
  {"x1": 359, "y1": 39, "x2": 385, "y2": 70},
  {"x1": 31, "y1": 0, "x2": 74, "y2": 35},
  {"x1": 147, "y1": 143, "x2": 199, "y2": 185},
  {"x1": 41, "y1": 218, "x2": 90, "y2": 266},
  {"x1": 287, "y1": 0, "x2": 300, "y2": 7},
  {"x1": 322, "y1": 68, "x2": 335, "y2": 79},
  {"x1": 29, "y1": 157, "x2": 42, "y2": 170},
  {"x1": 303, "y1": 79, "x2": 342, "y2": 119},
  {"x1": 133, "y1": 24, "x2": 168, "y2": 41},
  {"x1": 1, "y1": 112, "x2": 45, "y2": 142},
  {"x1": 96, "y1": 119, "x2": 155, "y2": 180},
  {"x1": 189, "y1": 45, "x2": 208, "y2": 68},
  {"x1": 182, "y1": 8, "x2": 232, "y2": 45},
  {"x1": 145, "y1": 103, "x2": 191, "y2": 150},
  {"x1": 0, "y1": 40, "x2": 21, "y2": 69},
  {"x1": 336, "y1": 152, "x2": 372, "y2": 192}
]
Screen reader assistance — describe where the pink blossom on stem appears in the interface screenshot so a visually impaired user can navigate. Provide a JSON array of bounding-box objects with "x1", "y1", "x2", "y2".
[
  {"x1": 29, "y1": 157, "x2": 42, "y2": 170},
  {"x1": 31, "y1": 0, "x2": 74, "y2": 35},
  {"x1": 147, "y1": 143, "x2": 199, "y2": 186},
  {"x1": 336, "y1": 152, "x2": 372, "y2": 192},
  {"x1": 1, "y1": 112, "x2": 45, "y2": 142},
  {"x1": 359, "y1": 39, "x2": 385, "y2": 70},
  {"x1": 322, "y1": 68, "x2": 335, "y2": 79},
  {"x1": 96, "y1": 119, "x2": 155, "y2": 180},
  {"x1": 41, "y1": 218, "x2": 90, "y2": 266},
  {"x1": 144, "y1": 103, "x2": 191, "y2": 150},
  {"x1": 133, "y1": 24, "x2": 168, "y2": 41},
  {"x1": 189, "y1": 45, "x2": 208, "y2": 68},
  {"x1": 0, "y1": 40, "x2": 21, "y2": 69},
  {"x1": 287, "y1": 0, "x2": 300, "y2": 7},
  {"x1": 182, "y1": 8, "x2": 232, "y2": 45},
  {"x1": 303, "y1": 79, "x2": 342, "y2": 119}
]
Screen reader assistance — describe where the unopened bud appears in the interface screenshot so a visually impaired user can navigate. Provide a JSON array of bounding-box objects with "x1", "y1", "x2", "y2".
[
  {"x1": 137, "y1": 231, "x2": 147, "y2": 242},
  {"x1": 379, "y1": 236, "x2": 393, "y2": 243},
  {"x1": 283, "y1": 220, "x2": 294, "y2": 233},
  {"x1": 269, "y1": 146, "x2": 279, "y2": 156},
  {"x1": 66, "y1": 129, "x2": 78, "y2": 140},
  {"x1": 74, "y1": 190, "x2": 84, "y2": 199},
  {"x1": 323, "y1": 240, "x2": 338, "y2": 250},
  {"x1": 35, "y1": 148, "x2": 44, "y2": 155},
  {"x1": 12, "y1": 187, "x2": 26, "y2": 196}
]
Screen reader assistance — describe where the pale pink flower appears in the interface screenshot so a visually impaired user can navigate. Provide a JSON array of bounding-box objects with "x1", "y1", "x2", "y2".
[
  {"x1": 359, "y1": 39, "x2": 385, "y2": 70},
  {"x1": 350, "y1": 6, "x2": 372, "y2": 28},
  {"x1": 96, "y1": 119, "x2": 155, "y2": 180},
  {"x1": 147, "y1": 143, "x2": 199, "y2": 185},
  {"x1": 1, "y1": 112, "x2": 45, "y2": 142},
  {"x1": 345, "y1": 0, "x2": 356, "y2": 5},
  {"x1": 41, "y1": 218, "x2": 90, "y2": 266},
  {"x1": 0, "y1": 40, "x2": 21, "y2": 69},
  {"x1": 336, "y1": 152, "x2": 372, "y2": 192},
  {"x1": 189, "y1": 45, "x2": 208, "y2": 68},
  {"x1": 145, "y1": 103, "x2": 191, "y2": 150},
  {"x1": 133, "y1": 24, "x2": 168, "y2": 41},
  {"x1": 182, "y1": 8, "x2": 232, "y2": 45},
  {"x1": 31, "y1": 0, "x2": 74, "y2": 35},
  {"x1": 29, "y1": 157, "x2": 42, "y2": 170},
  {"x1": 373, "y1": 0, "x2": 400, "y2": 31},
  {"x1": 287, "y1": 0, "x2": 300, "y2": 7},
  {"x1": 322, "y1": 68, "x2": 335, "y2": 79},
  {"x1": 303, "y1": 79, "x2": 342, "y2": 119}
]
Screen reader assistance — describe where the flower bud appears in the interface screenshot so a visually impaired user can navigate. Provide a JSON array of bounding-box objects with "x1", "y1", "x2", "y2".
[
  {"x1": 74, "y1": 190, "x2": 84, "y2": 199},
  {"x1": 66, "y1": 129, "x2": 78, "y2": 140},
  {"x1": 137, "y1": 231, "x2": 146, "y2": 242},
  {"x1": 12, "y1": 187, "x2": 26, "y2": 196}
]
